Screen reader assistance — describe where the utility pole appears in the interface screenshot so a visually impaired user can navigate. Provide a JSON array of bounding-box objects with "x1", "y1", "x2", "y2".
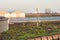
[{"x1": 36, "y1": 8, "x2": 39, "y2": 27}]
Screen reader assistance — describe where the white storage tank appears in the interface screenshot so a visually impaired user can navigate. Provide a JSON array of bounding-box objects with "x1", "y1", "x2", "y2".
[{"x1": 0, "y1": 16, "x2": 9, "y2": 33}]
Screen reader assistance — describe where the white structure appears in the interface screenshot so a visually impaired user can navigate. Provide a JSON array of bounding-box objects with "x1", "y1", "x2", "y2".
[
  {"x1": 19, "y1": 12, "x2": 25, "y2": 18},
  {"x1": 0, "y1": 11, "x2": 25, "y2": 18},
  {"x1": 11, "y1": 11, "x2": 25, "y2": 18},
  {"x1": 10, "y1": 13, "x2": 16, "y2": 18},
  {"x1": 0, "y1": 11, "x2": 11, "y2": 18},
  {"x1": 0, "y1": 11, "x2": 9, "y2": 16},
  {"x1": 0, "y1": 17, "x2": 9, "y2": 33},
  {"x1": 4, "y1": 13, "x2": 10, "y2": 18}
]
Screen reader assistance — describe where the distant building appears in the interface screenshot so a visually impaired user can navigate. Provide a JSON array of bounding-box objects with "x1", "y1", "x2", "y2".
[
  {"x1": 0, "y1": 11, "x2": 25, "y2": 18},
  {"x1": 0, "y1": 10, "x2": 10, "y2": 18},
  {"x1": 4, "y1": 13, "x2": 11, "y2": 18},
  {"x1": 45, "y1": 8, "x2": 51, "y2": 13},
  {"x1": 11, "y1": 11, "x2": 25, "y2": 18},
  {"x1": 0, "y1": 11, "x2": 8, "y2": 16},
  {"x1": 10, "y1": 13, "x2": 16, "y2": 18}
]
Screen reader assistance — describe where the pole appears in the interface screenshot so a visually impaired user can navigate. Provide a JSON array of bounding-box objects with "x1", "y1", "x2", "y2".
[{"x1": 36, "y1": 8, "x2": 39, "y2": 27}]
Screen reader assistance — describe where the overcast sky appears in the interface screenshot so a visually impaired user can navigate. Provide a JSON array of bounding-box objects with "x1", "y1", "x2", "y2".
[{"x1": 0, "y1": 0, "x2": 60, "y2": 13}]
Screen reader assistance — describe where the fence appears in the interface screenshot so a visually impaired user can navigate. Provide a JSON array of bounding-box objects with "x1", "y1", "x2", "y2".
[{"x1": 28, "y1": 34, "x2": 60, "y2": 40}]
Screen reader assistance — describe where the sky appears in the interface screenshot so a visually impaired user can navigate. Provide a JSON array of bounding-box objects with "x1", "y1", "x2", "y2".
[{"x1": 0, "y1": 0, "x2": 60, "y2": 13}]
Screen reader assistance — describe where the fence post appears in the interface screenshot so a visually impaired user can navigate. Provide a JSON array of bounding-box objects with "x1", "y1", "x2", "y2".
[
  {"x1": 51, "y1": 36, "x2": 53, "y2": 40},
  {"x1": 58, "y1": 34, "x2": 60, "y2": 40}
]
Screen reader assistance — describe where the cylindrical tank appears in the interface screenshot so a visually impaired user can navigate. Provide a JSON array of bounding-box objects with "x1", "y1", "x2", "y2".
[{"x1": 0, "y1": 16, "x2": 9, "y2": 33}]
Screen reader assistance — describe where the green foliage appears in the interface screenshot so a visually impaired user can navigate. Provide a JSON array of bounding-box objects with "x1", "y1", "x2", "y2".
[{"x1": 0, "y1": 22, "x2": 60, "y2": 40}]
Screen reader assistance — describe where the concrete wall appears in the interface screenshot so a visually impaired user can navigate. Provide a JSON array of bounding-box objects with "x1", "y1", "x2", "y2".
[{"x1": 0, "y1": 20, "x2": 9, "y2": 33}]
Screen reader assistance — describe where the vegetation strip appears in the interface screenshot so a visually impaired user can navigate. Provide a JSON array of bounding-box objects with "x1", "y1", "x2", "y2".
[{"x1": 0, "y1": 22, "x2": 60, "y2": 40}]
